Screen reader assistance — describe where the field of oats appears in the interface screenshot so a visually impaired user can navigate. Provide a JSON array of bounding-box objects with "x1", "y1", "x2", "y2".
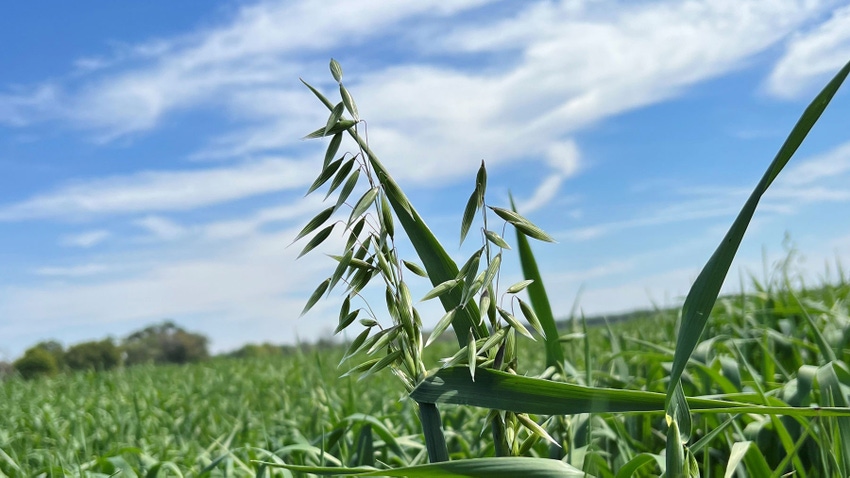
[
  {"x1": 3, "y1": 58, "x2": 850, "y2": 477},
  {"x1": 2, "y1": 275, "x2": 850, "y2": 477}
]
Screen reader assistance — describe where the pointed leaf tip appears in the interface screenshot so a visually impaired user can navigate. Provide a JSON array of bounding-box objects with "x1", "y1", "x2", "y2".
[{"x1": 301, "y1": 278, "x2": 331, "y2": 317}]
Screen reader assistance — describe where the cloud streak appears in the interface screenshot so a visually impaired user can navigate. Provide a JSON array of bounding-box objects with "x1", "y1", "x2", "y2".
[
  {"x1": 0, "y1": 158, "x2": 313, "y2": 221},
  {"x1": 767, "y1": 3, "x2": 850, "y2": 98}
]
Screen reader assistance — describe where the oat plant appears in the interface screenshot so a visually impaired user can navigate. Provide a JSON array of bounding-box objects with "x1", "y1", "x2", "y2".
[{"x1": 275, "y1": 58, "x2": 850, "y2": 477}]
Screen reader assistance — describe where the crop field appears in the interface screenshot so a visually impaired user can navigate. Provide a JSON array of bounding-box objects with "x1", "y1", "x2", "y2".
[
  {"x1": 4, "y1": 60, "x2": 850, "y2": 477},
  {"x1": 2, "y1": 275, "x2": 850, "y2": 477}
]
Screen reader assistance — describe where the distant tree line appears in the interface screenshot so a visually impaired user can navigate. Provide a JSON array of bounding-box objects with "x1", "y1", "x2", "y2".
[
  {"x1": 5, "y1": 320, "x2": 209, "y2": 380},
  {"x1": 224, "y1": 337, "x2": 339, "y2": 359}
]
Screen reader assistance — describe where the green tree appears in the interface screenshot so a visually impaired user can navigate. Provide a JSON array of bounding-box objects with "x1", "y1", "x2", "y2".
[
  {"x1": 13, "y1": 346, "x2": 59, "y2": 380},
  {"x1": 65, "y1": 339, "x2": 121, "y2": 371},
  {"x1": 228, "y1": 343, "x2": 283, "y2": 359},
  {"x1": 123, "y1": 321, "x2": 209, "y2": 366},
  {"x1": 32, "y1": 340, "x2": 65, "y2": 370}
]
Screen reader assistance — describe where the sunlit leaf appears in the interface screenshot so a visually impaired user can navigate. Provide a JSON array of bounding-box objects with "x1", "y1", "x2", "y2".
[
  {"x1": 516, "y1": 413, "x2": 558, "y2": 447},
  {"x1": 426, "y1": 308, "x2": 458, "y2": 347},
  {"x1": 460, "y1": 189, "x2": 479, "y2": 246},
  {"x1": 303, "y1": 120, "x2": 357, "y2": 139},
  {"x1": 497, "y1": 307, "x2": 534, "y2": 340},
  {"x1": 325, "y1": 157, "x2": 355, "y2": 199},
  {"x1": 335, "y1": 169, "x2": 360, "y2": 212},
  {"x1": 262, "y1": 457, "x2": 588, "y2": 477},
  {"x1": 484, "y1": 230, "x2": 511, "y2": 249},
  {"x1": 402, "y1": 260, "x2": 428, "y2": 278},
  {"x1": 340, "y1": 358, "x2": 380, "y2": 378},
  {"x1": 349, "y1": 187, "x2": 379, "y2": 225},
  {"x1": 300, "y1": 78, "x2": 334, "y2": 109},
  {"x1": 307, "y1": 158, "x2": 344, "y2": 195},
  {"x1": 468, "y1": 330, "x2": 477, "y2": 382},
  {"x1": 324, "y1": 102, "x2": 345, "y2": 138},
  {"x1": 518, "y1": 299, "x2": 545, "y2": 339},
  {"x1": 301, "y1": 278, "x2": 330, "y2": 317},
  {"x1": 488, "y1": 206, "x2": 555, "y2": 242},
  {"x1": 329, "y1": 58, "x2": 343, "y2": 83},
  {"x1": 335, "y1": 310, "x2": 359, "y2": 335},
  {"x1": 292, "y1": 206, "x2": 334, "y2": 244},
  {"x1": 421, "y1": 279, "x2": 461, "y2": 302},
  {"x1": 506, "y1": 280, "x2": 534, "y2": 294},
  {"x1": 380, "y1": 192, "x2": 395, "y2": 238},
  {"x1": 367, "y1": 325, "x2": 400, "y2": 356},
  {"x1": 340, "y1": 328, "x2": 371, "y2": 366},
  {"x1": 298, "y1": 224, "x2": 335, "y2": 258},
  {"x1": 340, "y1": 84, "x2": 359, "y2": 121},
  {"x1": 329, "y1": 249, "x2": 353, "y2": 291},
  {"x1": 323, "y1": 133, "x2": 343, "y2": 169},
  {"x1": 359, "y1": 349, "x2": 402, "y2": 381}
]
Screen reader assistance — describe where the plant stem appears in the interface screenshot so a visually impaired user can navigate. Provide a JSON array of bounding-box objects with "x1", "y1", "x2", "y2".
[{"x1": 417, "y1": 401, "x2": 449, "y2": 463}]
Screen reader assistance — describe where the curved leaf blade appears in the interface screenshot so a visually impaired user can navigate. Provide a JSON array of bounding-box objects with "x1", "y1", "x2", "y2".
[
  {"x1": 665, "y1": 59, "x2": 850, "y2": 417},
  {"x1": 260, "y1": 457, "x2": 588, "y2": 477},
  {"x1": 298, "y1": 224, "x2": 335, "y2": 258}
]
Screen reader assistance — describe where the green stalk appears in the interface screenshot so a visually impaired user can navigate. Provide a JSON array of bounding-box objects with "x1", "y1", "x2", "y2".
[{"x1": 417, "y1": 402, "x2": 449, "y2": 463}]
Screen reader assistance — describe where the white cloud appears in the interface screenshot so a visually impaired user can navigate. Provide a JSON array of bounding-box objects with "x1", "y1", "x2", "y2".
[
  {"x1": 767, "y1": 3, "x2": 850, "y2": 98},
  {"x1": 514, "y1": 140, "x2": 580, "y2": 213},
  {"x1": 134, "y1": 216, "x2": 187, "y2": 241},
  {"x1": 559, "y1": 139, "x2": 850, "y2": 242},
  {"x1": 558, "y1": 198, "x2": 743, "y2": 242},
  {"x1": 0, "y1": 85, "x2": 60, "y2": 127},
  {"x1": 516, "y1": 176, "x2": 564, "y2": 214},
  {"x1": 202, "y1": 196, "x2": 325, "y2": 240},
  {"x1": 1, "y1": 0, "x2": 495, "y2": 139},
  {"x1": 60, "y1": 229, "x2": 111, "y2": 248},
  {"x1": 3, "y1": 0, "x2": 836, "y2": 187},
  {"x1": 0, "y1": 224, "x2": 343, "y2": 355},
  {"x1": 778, "y1": 140, "x2": 850, "y2": 185},
  {"x1": 33, "y1": 263, "x2": 111, "y2": 278},
  {"x1": 547, "y1": 141, "x2": 580, "y2": 177},
  {"x1": 0, "y1": 158, "x2": 313, "y2": 220},
  {"x1": 278, "y1": 0, "x2": 833, "y2": 186},
  {"x1": 3, "y1": 0, "x2": 850, "y2": 358}
]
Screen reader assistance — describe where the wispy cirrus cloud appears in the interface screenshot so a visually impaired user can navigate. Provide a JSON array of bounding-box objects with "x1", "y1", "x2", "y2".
[
  {"x1": 560, "y1": 140, "x2": 850, "y2": 242},
  {"x1": 767, "y1": 3, "x2": 850, "y2": 98},
  {"x1": 133, "y1": 216, "x2": 187, "y2": 241},
  {"x1": 0, "y1": 0, "x2": 496, "y2": 139},
  {"x1": 33, "y1": 263, "x2": 111, "y2": 278},
  {"x1": 0, "y1": 158, "x2": 313, "y2": 221},
  {"x1": 60, "y1": 229, "x2": 111, "y2": 248},
  {"x1": 3, "y1": 0, "x2": 837, "y2": 191},
  {"x1": 777, "y1": 141, "x2": 850, "y2": 186},
  {"x1": 2, "y1": 0, "x2": 849, "y2": 359}
]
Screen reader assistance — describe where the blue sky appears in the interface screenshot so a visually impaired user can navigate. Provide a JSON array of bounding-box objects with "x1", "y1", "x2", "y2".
[{"x1": 2, "y1": 0, "x2": 850, "y2": 360}]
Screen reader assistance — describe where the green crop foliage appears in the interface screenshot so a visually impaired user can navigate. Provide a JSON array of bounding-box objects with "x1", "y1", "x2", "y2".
[
  {"x1": 3, "y1": 59, "x2": 850, "y2": 477},
  {"x1": 285, "y1": 58, "x2": 850, "y2": 477}
]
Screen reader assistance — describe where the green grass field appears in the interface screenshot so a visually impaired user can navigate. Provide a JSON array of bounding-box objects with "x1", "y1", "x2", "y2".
[{"x1": 2, "y1": 273, "x2": 849, "y2": 477}]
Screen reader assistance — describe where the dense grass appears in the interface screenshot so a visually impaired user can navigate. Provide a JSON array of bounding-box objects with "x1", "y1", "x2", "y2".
[
  {"x1": 2, "y1": 272, "x2": 849, "y2": 476},
  {"x1": 0, "y1": 348, "x2": 421, "y2": 477}
]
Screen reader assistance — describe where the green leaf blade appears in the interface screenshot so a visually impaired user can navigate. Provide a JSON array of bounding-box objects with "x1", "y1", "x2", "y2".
[
  {"x1": 301, "y1": 278, "x2": 330, "y2": 317},
  {"x1": 665, "y1": 58, "x2": 850, "y2": 416}
]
